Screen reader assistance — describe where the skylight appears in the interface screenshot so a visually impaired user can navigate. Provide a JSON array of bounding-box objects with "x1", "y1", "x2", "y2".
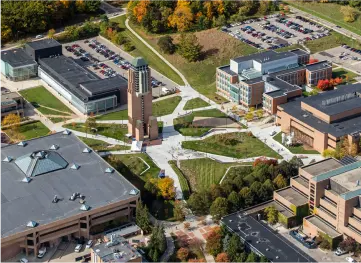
[
  {"x1": 82, "y1": 147, "x2": 91, "y2": 153},
  {"x1": 63, "y1": 129, "x2": 71, "y2": 135},
  {"x1": 49, "y1": 144, "x2": 59, "y2": 150},
  {"x1": 18, "y1": 141, "x2": 27, "y2": 147},
  {"x1": 129, "y1": 189, "x2": 139, "y2": 195},
  {"x1": 26, "y1": 220, "x2": 38, "y2": 228},
  {"x1": 105, "y1": 167, "x2": 114, "y2": 173},
  {"x1": 22, "y1": 177, "x2": 32, "y2": 183},
  {"x1": 2, "y1": 156, "x2": 13, "y2": 162},
  {"x1": 70, "y1": 163, "x2": 80, "y2": 170},
  {"x1": 80, "y1": 204, "x2": 90, "y2": 211}
]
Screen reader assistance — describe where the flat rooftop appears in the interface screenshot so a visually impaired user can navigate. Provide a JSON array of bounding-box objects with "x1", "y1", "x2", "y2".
[
  {"x1": 302, "y1": 158, "x2": 343, "y2": 177},
  {"x1": 290, "y1": 49, "x2": 309, "y2": 56},
  {"x1": 305, "y1": 215, "x2": 342, "y2": 238},
  {"x1": 305, "y1": 60, "x2": 332, "y2": 71},
  {"x1": 232, "y1": 50, "x2": 297, "y2": 64},
  {"x1": 264, "y1": 78, "x2": 301, "y2": 98},
  {"x1": 26, "y1": 39, "x2": 61, "y2": 50},
  {"x1": 276, "y1": 187, "x2": 308, "y2": 206},
  {"x1": 80, "y1": 75, "x2": 127, "y2": 96},
  {"x1": 293, "y1": 176, "x2": 309, "y2": 189},
  {"x1": 331, "y1": 168, "x2": 361, "y2": 192},
  {"x1": 222, "y1": 213, "x2": 314, "y2": 262},
  {"x1": 1, "y1": 132, "x2": 138, "y2": 238},
  {"x1": 302, "y1": 83, "x2": 361, "y2": 117},
  {"x1": 218, "y1": 65, "x2": 237, "y2": 76},
  {"x1": 93, "y1": 235, "x2": 141, "y2": 262},
  {"x1": 1, "y1": 49, "x2": 36, "y2": 68}
]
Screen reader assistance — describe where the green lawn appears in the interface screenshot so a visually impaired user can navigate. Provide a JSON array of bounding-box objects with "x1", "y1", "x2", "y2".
[
  {"x1": 128, "y1": 22, "x2": 258, "y2": 103},
  {"x1": 48, "y1": 117, "x2": 70, "y2": 123},
  {"x1": 273, "y1": 132, "x2": 319, "y2": 154},
  {"x1": 63, "y1": 123, "x2": 128, "y2": 141},
  {"x1": 286, "y1": 1, "x2": 361, "y2": 36},
  {"x1": 182, "y1": 132, "x2": 282, "y2": 159},
  {"x1": 169, "y1": 160, "x2": 191, "y2": 200},
  {"x1": 332, "y1": 68, "x2": 359, "y2": 82},
  {"x1": 16, "y1": 121, "x2": 50, "y2": 140},
  {"x1": 183, "y1": 97, "x2": 210, "y2": 110},
  {"x1": 19, "y1": 86, "x2": 74, "y2": 115},
  {"x1": 79, "y1": 137, "x2": 130, "y2": 152},
  {"x1": 177, "y1": 158, "x2": 239, "y2": 192},
  {"x1": 110, "y1": 15, "x2": 184, "y2": 85},
  {"x1": 152, "y1": 96, "x2": 181, "y2": 117},
  {"x1": 96, "y1": 96, "x2": 182, "y2": 120},
  {"x1": 174, "y1": 108, "x2": 228, "y2": 136}
]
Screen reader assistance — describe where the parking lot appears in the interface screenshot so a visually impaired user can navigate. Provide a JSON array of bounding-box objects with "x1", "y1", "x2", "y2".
[
  {"x1": 224, "y1": 13, "x2": 330, "y2": 50},
  {"x1": 62, "y1": 36, "x2": 177, "y2": 98},
  {"x1": 314, "y1": 46, "x2": 361, "y2": 76}
]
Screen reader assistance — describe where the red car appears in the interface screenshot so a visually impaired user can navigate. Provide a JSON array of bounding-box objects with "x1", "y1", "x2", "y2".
[
  {"x1": 100, "y1": 70, "x2": 105, "y2": 74},
  {"x1": 72, "y1": 44, "x2": 79, "y2": 48}
]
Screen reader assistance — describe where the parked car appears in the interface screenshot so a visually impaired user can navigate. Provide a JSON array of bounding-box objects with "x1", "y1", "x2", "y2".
[
  {"x1": 269, "y1": 130, "x2": 277, "y2": 136},
  {"x1": 346, "y1": 257, "x2": 356, "y2": 263},
  {"x1": 37, "y1": 247, "x2": 47, "y2": 258},
  {"x1": 335, "y1": 247, "x2": 347, "y2": 256},
  {"x1": 289, "y1": 230, "x2": 316, "y2": 249},
  {"x1": 75, "y1": 244, "x2": 83, "y2": 253},
  {"x1": 35, "y1": 34, "x2": 43, "y2": 39},
  {"x1": 86, "y1": 240, "x2": 93, "y2": 249},
  {"x1": 20, "y1": 258, "x2": 28, "y2": 263}
]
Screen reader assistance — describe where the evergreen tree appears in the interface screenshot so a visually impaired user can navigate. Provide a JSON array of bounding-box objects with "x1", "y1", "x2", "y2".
[
  {"x1": 136, "y1": 201, "x2": 151, "y2": 234},
  {"x1": 226, "y1": 234, "x2": 244, "y2": 261},
  {"x1": 178, "y1": 33, "x2": 202, "y2": 62}
]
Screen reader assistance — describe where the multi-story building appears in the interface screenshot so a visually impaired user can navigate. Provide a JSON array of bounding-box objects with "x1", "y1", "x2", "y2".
[
  {"x1": 1, "y1": 90, "x2": 25, "y2": 119},
  {"x1": 274, "y1": 157, "x2": 361, "y2": 245},
  {"x1": 1, "y1": 132, "x2": 140, "y2": 261},
  {"x1": 277, "y1": 83, "x2": 361, "y2": 153},
  {"x1": 1, "y1": 48, "x2": 37, "y2": 81},
  {"x1": 127, "y1": 57, "x2": 158, "y2": 141},
  {"x1": 91, "y1": 230, "x2": 142, "y2": 263},
  {"x1": 216, "y1": 49, "x2": 332, "y2": 114}
]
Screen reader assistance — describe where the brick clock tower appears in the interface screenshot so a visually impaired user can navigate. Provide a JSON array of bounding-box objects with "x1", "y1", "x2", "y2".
[{"x1": 127, "y1": 57, "x2": 158, "y2": 141}]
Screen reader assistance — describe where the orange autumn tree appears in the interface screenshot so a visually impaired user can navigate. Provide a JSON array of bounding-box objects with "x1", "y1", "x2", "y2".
[
  {"x1": 133, "y1": 0, "x2": 150, "y2": 23},
  {"x1": 157, "y1": 177, "x2": 176, "y2": 200},
  {"x1": 317, "y1": 79, "x2": 330, "y2": 91},
  {"x1": 308, "y1": 58, "x2": 319, "y2": 64},
  {"x1": 168, "y1": 0, "x2": 193, "y2": 32},
  {"x1": 216, "y1": 253, "x2": 230, "y2": 262},
  {"x1": 215, "y1": 0, "x2": 225, "y2": 15}
]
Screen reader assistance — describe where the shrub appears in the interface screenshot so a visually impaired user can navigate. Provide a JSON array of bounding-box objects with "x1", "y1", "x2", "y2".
[
  {"x1": 123, "y1": 41, "x2": 135, "y2": 52},
  {"x1": 157, "y1": 35, "x2": 175, "y2": 54}
]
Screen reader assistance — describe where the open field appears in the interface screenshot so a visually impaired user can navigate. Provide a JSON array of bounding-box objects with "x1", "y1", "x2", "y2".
[
  {"x1": 129, "y1": 23, "x2": 258, "y2": 103},
  {"x1": 332, "y1": 67, "x2": 359, "y2": 82},
  {"x1": 4, "y1": 121, "x2": 51, "y2": 141},
  {"x1": 177, "y1": 158, "x2": 239, "y2": 191},
  {"x1": 273, "y1": 132, "x2": 318, "y2": 154},
  {"x1": 183, "y1": 97, "x2": 210, "y2": 110},
  {"x1": 96, "y1": 96, "x2": 181, "y2": 120},
  {"x1": 110, "y1": 16, "x2": 183, "y2": 85},
  {"x1": 79, "y1": 137, "x2": 130, "y2": 152},
  {"x1": 174, "y1": 109, "x2": 228, "y2": 136},
  {"x1": 19, "y1": 86, "x2": 74, "y2": 116},
  {"x1": 169, "y1": 160, "x2": 191, "y2": 200},
  {"x1": 286, "y1": 1, "x2": 361, "y2": 36},
  {"x1": 63, "y1": 123, "x2": 128, "y2": 141},
  {"x1": 182, "y1": 132, "x2": 282, "y2": 159}
]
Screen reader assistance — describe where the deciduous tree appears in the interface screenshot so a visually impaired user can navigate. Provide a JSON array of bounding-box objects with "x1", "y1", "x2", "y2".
[
  {"x1": 206, "y1": 227, "x2": 222, "y2": 256},
  {"x1": 177, "y1": 247, "x2": 189, "y2": 261},
  {"x1": 264, "y1": 206, "x2": 279, "y2": 225},
  {"x1": 168, "y1": 1, "x2": 194, "y2": 32},
  {"x1": 216, "y1": 252, "x2": 230, "y2": 262},
  {"x1": 157, "y1": 177, "x2": 176, "y2": 200},
  {"x1": 157, "y1": 35, "x2": 175, "y2": 54},
  {"x1": 273, "y1": 174, "x2": 287, "y2": 189},
  {"x1": 210, "y1": 197, "x2": 229, "y2": 220}
]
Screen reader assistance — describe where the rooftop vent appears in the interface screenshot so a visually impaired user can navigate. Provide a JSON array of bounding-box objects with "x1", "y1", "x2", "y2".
[
  {"x1": 26, "y1": 220, "x2": 38, "y2": 228},
  {"x1": 18, "y1": 141, "x2": 27, "y2": 147},
  {"x1": 2, "y1": 156, "x2": 13, "y2": 162},
  {"x1": 82, "y1": 147, "x2": 91, "y2": 153},
  {"x1": 49, "y1": 144, "x2": 59, "y2": 150},
  {"x1": 70, "y1": 163, "x2": 80, "y2": 170},
  {"x1": 129, "y1": 189, "x2": 139, "y2": 196},
  {"x1": 22, "y1": 177, "x2": 32, "y2": 183},
  {"x1": 63, "y1": 129, "x2": 71, "y2": 135},
  {"x1": 52, "y1": 195, "x2": 59, "y2": 203},
  {"x1": 105, "y1": 167, "x2": 114, "y2": 173},
  {"x1": 80, "y1": 204, "x2": 90, "y2": 211},
  {"x1": 302, "y1": 114, "x2": 308, "y2": 118}
]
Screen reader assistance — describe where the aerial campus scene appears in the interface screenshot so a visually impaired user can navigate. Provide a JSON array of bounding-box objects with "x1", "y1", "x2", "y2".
[{"x1": 2, "y1": 1, "x2": 361, "y2": 263}]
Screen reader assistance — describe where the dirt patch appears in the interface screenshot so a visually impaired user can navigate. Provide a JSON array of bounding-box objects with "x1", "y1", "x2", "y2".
[{"x1": 193, "y1": 117, "x2": 240, "y2": 128}]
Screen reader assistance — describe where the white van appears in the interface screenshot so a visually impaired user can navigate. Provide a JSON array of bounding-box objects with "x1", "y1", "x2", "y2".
[{"x1": 37, "y1": 247, "x2": 47, "y2": 258}]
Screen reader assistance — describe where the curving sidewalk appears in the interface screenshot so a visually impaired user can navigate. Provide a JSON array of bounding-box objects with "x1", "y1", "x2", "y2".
[{"x1": 125, "y1": 18, "x2": 189, "y2": 86}]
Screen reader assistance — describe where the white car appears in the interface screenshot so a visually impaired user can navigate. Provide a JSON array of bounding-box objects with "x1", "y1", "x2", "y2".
[
  {"x1": 20, "y1": 258, "x2": 28, "y2": 263},
  {"x1": 74, "y1": 244, "x2": 83, "y2": 253},
  {"x1": 35, "y1": 34, "x2": 43, "y2": 39},
  {"x1": 346, "y1": 257, "x2": 356, "y2": 263},
  {"x1": 37, "y1": 247, "x2": 47, "y2": 258},
  {"x1": 335, "y1": 247, "x2": 347, "y2": 256},
  {"x1": 86, "y1": 240, "x2": 93, "y2": 249}
]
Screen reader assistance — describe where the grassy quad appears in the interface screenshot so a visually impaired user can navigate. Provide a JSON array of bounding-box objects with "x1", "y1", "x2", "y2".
[
  {"x1": 19, "y1": 86, "x2": 74, "y2": 121},
  {"x1": 272, "y1": 132, "x2": 319, "y2": 154},
  {"x1": 176, "y1": 158, "x2": 240, "y2": 192},
  {"x1": 182, "y1": 132, "x2": 282, "y2": 159},
  {"x1": 96, "y1": 96, "x2": 182, "y2": 120},
  {"x1": 5, "y1": 121, "x2": 51, "y2": 141},
  {"x1": 173, "y1": 108, "x2": 228, "y2": 136},
  {"x1": 63, "y1": 123, "x2": 128, "y2": 141},
  {"x1": 109, "y1": 16, "x2": 184, "y2": 85},
  {"x1": 169, "y1": 160, "x2": 191, "y2": 200},
  {"x1": 79, "y1": 137, "x2": 130, "y2": 152},
  {"x1": 183, "y1": 97, "x2": 210, "y2": 110}
]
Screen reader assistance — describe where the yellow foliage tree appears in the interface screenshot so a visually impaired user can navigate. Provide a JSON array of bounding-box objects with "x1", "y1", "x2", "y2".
[
  {"x1": 133, "y1": 0, "x2": 150, "y2": 23},
  {"x1": 204, "y1": 1, "x2": 214, "y2": 20},
  {"x1": 168, "y1": 1, "x2": 193, "y2": 32},
  {"x1": 2, "y1": 114, "x2": 24, "y2": 142},
  {"x1": 48, "y1": 28, "x2": 56, "y2": 39},
  {"x1": 215, "y1": 0, "x2": 224, "y2": 15},
  {"x1": 157, "y1": 177, "x2": 176, "y2": 200},
  {"x1": 1, "y1": 25, "x2": 12, "y2": 43}
]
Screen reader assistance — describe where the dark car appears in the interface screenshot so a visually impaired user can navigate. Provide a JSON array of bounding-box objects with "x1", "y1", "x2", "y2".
[{"x1": 289, "y1": 230, "x2": 316, "y2": 249}]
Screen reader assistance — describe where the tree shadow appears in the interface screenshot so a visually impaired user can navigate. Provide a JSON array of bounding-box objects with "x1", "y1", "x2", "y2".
[{"x1": 200, "y1": 48, "x2": 219, "y2": 60}]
